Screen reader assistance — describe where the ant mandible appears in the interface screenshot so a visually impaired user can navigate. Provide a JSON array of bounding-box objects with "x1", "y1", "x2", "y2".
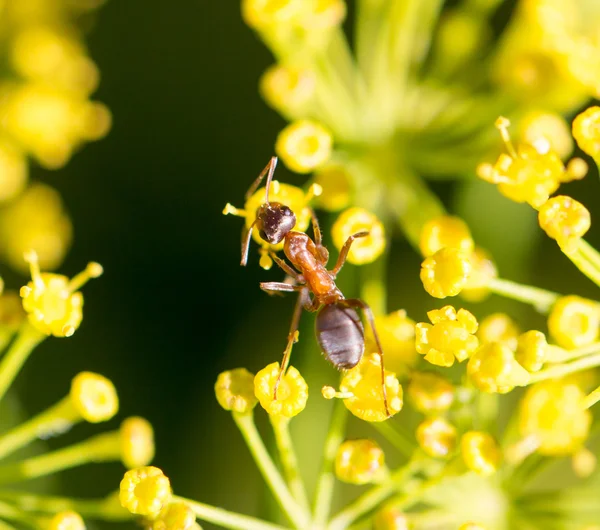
[{"x1": 229, "y1": 156, "x2": 391, "y2": 417}]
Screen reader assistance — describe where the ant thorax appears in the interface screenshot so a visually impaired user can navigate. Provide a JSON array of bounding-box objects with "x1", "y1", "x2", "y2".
[{"x1": 255, "y1": 202, "x2": 296, "y2": 244}]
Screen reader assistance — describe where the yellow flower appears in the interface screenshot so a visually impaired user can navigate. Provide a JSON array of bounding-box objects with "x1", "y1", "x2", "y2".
[
  {"x1": 461, "y1": 431, "x2": 501, "y2": 476},
  {"x1": 120, "y1": 466, "x2": 172, "y2": 517},
  {"x1": 241, "y1": 0, "x2": 305, "y2": 30},
  {"x1": 20, "y1": 250, "x2": 103, "y2": 337},
  {"x1": 70, "y1": 371, "x2": 119, "y2": 423},
  {"x1": 538, "y1": 195, "x2": 590, "y2": 252},
  {"x1": 460, "y1": 247, "x2": 497, "y2": 302},
  {"x1": 152, "y1": 502, "x2": 196, "y2": 530},
  {"x1": 331, "y1": 207, "x2": 386, "y2": 265},
  {"x1": 519, "y1": 380, "x2": 592, "y2": 456},
  {"x1": 335, "y1": 439, "x2": 386, "y2": 484},
  {"x1": 254, "y1": 362, "x2": 308, "y2": 417},
  {"x1": 477, "y1": 313, "x2": 520, "y2": 350},
  {"x1": 420, "y1": 247, "x2": 472, "y2": 299},
  {"x1": 515, "y1": 330, "x2": 548, "y2": 372},
  {"x1": 407, "y1": 371, "x2": 455, "y2": 414},
  {"x1": 312, "y1": 165, "x2": 352, "y2": 212},
  {"x1": 275, "y1": 120, "x2": 332, "y2": 173},
  {"x1": 415, "y1": 306, "x2": 479, "y2": 367},
  {"x1": 120, "y1": 417, "x2": 155, "y2": 469},
  {"x1": 547, "y1": 295, "x2": 600, "y2": 349},
  {"x1": 459, "y1": 523, "x2": 487, "y2": 530},
  {"x1": 0, "y1": 138, "x2": 28, "y2": 203},
  {"x1": 572, "y1": 106, "x2": 600, "y2": 159},
  {"x1": 419, "y1": 215, "x2": 474, "y2": 257},
  {"x1": 259, "y1": 64, "x2": 315, "y2": 116},
  {"x1": 48, "y1": 511, "x2": 86, "y2": 530},
  {"x1": 0, "y1": 183, "x2": 72, "y2": 273},
  {"x1": 416, "y1": 417, "x2": 457, "y2": 458},
  {"x1": 467, "y1": 342, "x2": 530, "y2": 394},
  {"x1": 215, "y1": 368, "x2": 258, "y2": 414},
  {"x1": 373, "y1": 507, "x2": 409, "y2": 530},
  {"x1": 337, "y1": 353, "x2": 403, "y2": 422},
  {"x1": 518, "y1": 110, "x2": 574, "y2": 159},
  {"x1": 365, "y1": 309, "x2": 418, "y2": 376}
]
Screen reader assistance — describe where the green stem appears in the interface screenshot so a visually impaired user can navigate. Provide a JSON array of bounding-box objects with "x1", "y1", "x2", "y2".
[
  {"x1": 487, "y1": 277, "x2": 559, "y2": 313},
  {"x1": 0, "y1": 431, "x2": 120, "y2": 485},
  {"x1": 371, "y1": 421, "x2": 414, "y2": 460},
  {"x1": 232, "y1": 412, "x2": 309, "y2": 529},
  {"x1": 270, "y1": 416, "x2": 311, "y2": 514},
  {"x1": 0, "y1": 323, "x2": 45, "y2": 403},
  {"x1": 326, "y1": 460, "x2": 418, "y2": 530},
  {"x1": 175, "y1": 495, "x2": 291, "y2": 530},
  {"x1": 564, "y1": 242, "x2": 600, "y2": 290},
  {"x1": 0, "y1": 491, "x2": 131, "y2": 521},
  {"x1": 528, "y1": 350, "x2": 600, "y2": 384},
  {"x1": 312, "y1": 400, "x2": 348, "y2": 527},
  {"x1": 0, "y1": 397, "x2": 79, "y2": 460}
]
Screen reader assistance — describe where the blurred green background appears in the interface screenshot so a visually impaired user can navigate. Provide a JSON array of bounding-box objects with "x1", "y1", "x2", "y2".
[{"x1": 8, "y1": 1, "x2": 600, "y2": 528}]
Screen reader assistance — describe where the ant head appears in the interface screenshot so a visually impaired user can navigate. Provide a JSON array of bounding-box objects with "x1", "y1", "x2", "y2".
[{"x1": 255, "y1": 202, "x2": 296, "y2": 244}]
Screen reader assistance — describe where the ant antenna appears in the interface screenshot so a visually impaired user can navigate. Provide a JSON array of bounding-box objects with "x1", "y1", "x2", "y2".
[{"x1": 245, "y1": 156, "x2": 278, "y2": 202}]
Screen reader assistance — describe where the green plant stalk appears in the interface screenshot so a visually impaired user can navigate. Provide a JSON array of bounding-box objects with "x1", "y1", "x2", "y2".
[
  {"x1": 233, "y1": 412, "x2": 309, "y2": 529},
  {"x1": 487, "y1": 277, "x2": 559, "y2": 313}
]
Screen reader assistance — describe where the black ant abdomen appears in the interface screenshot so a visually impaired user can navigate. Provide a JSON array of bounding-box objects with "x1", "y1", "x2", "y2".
[{"x1": 316, "y1": 303, "x2": 365, "y2": 370}]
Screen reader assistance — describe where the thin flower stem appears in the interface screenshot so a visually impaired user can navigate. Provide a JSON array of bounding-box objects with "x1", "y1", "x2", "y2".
[
  {"x1": 583, "y1": 384, "x2": 600, "y2": 409},
  {"x1": 564, "y1": 244, "x2": 600, "y2": 290},
  {"x1": 174, "y1": 495, "x2": 292, "y2": 530},
  {"x1": 528, "y1": 350, "x2": 600, "y2": 384},
  {"x1": 232, "y1": 412, "x2": 309, "y2": 529},
  {"x1": 0, "y1": 431, "x2": 120, "y2": 485},
  {"x1": 545, "y1": 341, "x2": 600, "y2": 364},
  {"x1": 326, "y1": 459, "x2": 419, "y2": 530},
  {"x1": 0, "y1": 323, "x2": 45, "y2": 403},
  {"x1": 0, "y1": 490, "x2": 131, "y2": 521},
  {"x1": 270, "y1": 416, "x2": 311, "y2": 514},
  {"x1": 371, "y1": 421, "x2": 414, "y2": 460},
  {"x1": 577, "y1": 239, "x2": 600, "y2": 272},
  {"x1": 0, "y1": 397, "x2": 78, "y2": 460},
  {"x1": 0, "y1": 499, "x2": 37, "y2": 528},
  {"x1": 312, "y1": 400, "x2": 348, "y2": 527},
  {"x1": 487, "y1": 277, "x2": 559, "y2": 313}
]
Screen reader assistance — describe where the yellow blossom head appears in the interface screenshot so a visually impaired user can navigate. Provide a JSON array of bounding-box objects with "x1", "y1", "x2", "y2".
[
  {"x1": 477, "y1": 117, "x2": 572, "y2": 208},
  {"x1": 275, "y1": 120, "x2": 332, "y2": 173},
  {"x1": 477, "y1": 313, "x2": 520, "y2": 350},
  {"x1": 20, "y1": 250, "x2": 103, "y2": 337},
  {"x1": 420, "y1": 247, "x2": 472, "y2": 299},
  {"x1": 520, "y1": 380, "x2": 592, "y2": 455},
  {"x1": 0, "y1": 183, "x2": 72, "y2": 273},
  {"x1": 407, "y1": 371, "x2": 454, "y2": 414},
  {"x1": 48, "y1": 511, "x2": 85, "y2": 530},
  {"x1": 120, "y1": 417, "x2": 155, "y2": 469},
  {"x1": 538, "y1": 195, "x2": 590, "y2": 252},
  {"x1": 467, "y1": 342, "x2": 530, "y2": 394},
  {"x1": 518, "y1": 110, "x2": 573, "y2": 160},
  {"x1": 415, "y1": 306, "x2": 479, "y2": 367},
  {"x1": 0, "y1": 138, "x2": 28, "y2": 203},
  {"x1": 460, "y1": 247, "x2": 497, "y2": 302},
  {"x1": 70, "y1": 371, "x2": 119, "y2": 423},
  {"x1": 419, "y1": 215, "x2": 474, "y2": 257},
  {"x1": 335, "y1": 438, "x2": 386, "y2": 484},
  {"x1": 312, "y1": 165, "x2": 352, "y2": 212},
  {"x1": 572, "y1": 106, "x2": 600, "y2": 159},
  {"x1": 298, "y1": 0, "x2": 346, "y2": 31},
  {"x1": 515, "y1": 330, "x2": 548, "y2": 372},
  {"x1": 365, "y1": 310, "x2": 418, "y2": 376},
  {"x1": 331, "y1": 207, "x2": 385, "y2": 265},
  {"x1": 254, "y1": 363, "x2": 308, "y2": 417},
  {"x1": 548, "y1": 295, "x2": 600, "y2": 349},
  {"x1": 333, "y1": 353, "x2": 403, "y2": 422},
  {"x1": 215, "y1": 368, "x2": 258, "y2": 414},
  {"x1": 416, "y1": 417, "x2": 457, "y2": 458},
  {"x1": 459, "y1": 523, "x2": 487, "y2": 530},
  {"x1": 460, "y1": 431, "x2": 501, "y2": 476},
  {"x1": 0, "y1": 291, "x2": 26, "y2": 333},
  {"x1": 152, "y1": 502, "x2": 196, "y2": 530},
  {"x1": 259, "y1": 64, "x2": 315, "y2": 115},
  {"x1": 373, "y1": 507, "x2": 409, "y2": 530},
  {"x1": 120, "y1": 466, "x2": 172, "y2": 517},
  {"x1": 241, "y1": 0, "x2": 305, "y2": 30}
]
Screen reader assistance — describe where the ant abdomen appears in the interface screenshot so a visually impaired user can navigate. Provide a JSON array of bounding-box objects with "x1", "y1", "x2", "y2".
[{"x1": 315, "y1": 303, "x2": 364, "y2": 370}]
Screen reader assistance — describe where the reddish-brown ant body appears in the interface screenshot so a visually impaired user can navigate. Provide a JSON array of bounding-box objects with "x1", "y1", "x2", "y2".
[{"x1": 232, "y1": 156, "x2": 390, "y2": 416}]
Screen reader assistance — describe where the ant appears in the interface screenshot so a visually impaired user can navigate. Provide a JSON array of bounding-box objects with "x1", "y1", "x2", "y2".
[{"x1": 227, "y1": 156, "x2": 390, "y2": 417}]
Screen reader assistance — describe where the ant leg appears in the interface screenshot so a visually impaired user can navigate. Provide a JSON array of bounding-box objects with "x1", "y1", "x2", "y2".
[
  {"x1": 269, "y1": 252, "x2": 303, "y2": 282},
  {"x1": 308, "y1": 207, "x2": 330, "y2": 266},
  {"x1": 260, "y1": 281, "x2": 303, "y2": 295},
  {"x1": 245, "y1": 156, "x2": 278, "y2": 201},
  {"x1": 330, "y1": 231, "x2": 369, "y2": 278},
  {"x1": 340, "y1": 298, "x2": 391, "y2": 418}
]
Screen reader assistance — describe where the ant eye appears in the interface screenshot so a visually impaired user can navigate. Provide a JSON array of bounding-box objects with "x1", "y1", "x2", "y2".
[{"x1": 258, "y1": 229, "x2": 268, "y2": 241}]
